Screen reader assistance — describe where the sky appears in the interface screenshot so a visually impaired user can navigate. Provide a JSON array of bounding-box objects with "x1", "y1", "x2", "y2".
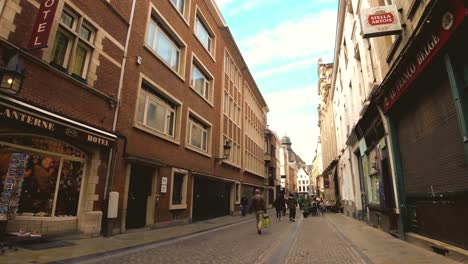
[{"x1": 214, "y1": 0, "x2": 338, "y2": 163}]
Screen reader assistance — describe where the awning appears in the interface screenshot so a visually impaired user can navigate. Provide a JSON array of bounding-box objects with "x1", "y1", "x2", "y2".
[{"x1": 0, "y1": 96, "x2": 117, "y2": 147}]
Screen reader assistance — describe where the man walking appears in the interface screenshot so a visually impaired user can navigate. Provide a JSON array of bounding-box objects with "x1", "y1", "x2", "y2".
[
  {"x1": 273, "y1": 193, "x2": 285, "y2": 221},
  {"x1": 249, "y1": 189, "x2": 266, "y2": 235},
  {"x1": 288, "y1": 194, "x2": 297, "y2": 222}
]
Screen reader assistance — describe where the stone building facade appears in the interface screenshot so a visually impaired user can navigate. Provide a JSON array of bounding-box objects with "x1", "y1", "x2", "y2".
[{"x1": 324, "y1": 0, "x2": 468, "y2": 259}]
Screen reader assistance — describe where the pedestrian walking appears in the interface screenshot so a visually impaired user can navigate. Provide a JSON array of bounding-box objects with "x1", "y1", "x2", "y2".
[
  {"x1": 287, "y1": 194, "x2": 297, "y2": 222},
  {"x1": 241, "y1": 196, "x2": 248, "y2": 216},
  {"x1": 249, "y1": 189, "x2": 266, "y2": 235},
  {"x1": 273, "y1": 194, "x2": 285, "y2": 221}
]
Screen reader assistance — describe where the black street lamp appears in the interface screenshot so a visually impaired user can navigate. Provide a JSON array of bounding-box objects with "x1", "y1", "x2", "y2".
[
  {"x1": 0, "y1": 53, "x2": 24, "y2": 95},
  {"x1": 215, "y1": 139, "x2": 232, "y2": 163}
]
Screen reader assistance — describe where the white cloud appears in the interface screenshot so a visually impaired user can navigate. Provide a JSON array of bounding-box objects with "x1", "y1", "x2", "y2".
[
  {"x1": 213, "y1": 0, "x2": 234, "y2": 10},
  {"x1": 265, "y1": 88, "x2": 321, "y2": 163},
  {"x1": 253, "y1": 57, "x2": 318, "y2": 79},
  {"x1": 240, "y1": 9, "x2": 337, "y2": 67}
]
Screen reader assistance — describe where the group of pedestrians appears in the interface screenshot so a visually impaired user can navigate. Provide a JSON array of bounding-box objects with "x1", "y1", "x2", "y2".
[
  {"x1": 273, "y1": 193, "x2": 299, "y2": 222},
  {"x1": 243, "y1": 189, "x2": 341, "y2": 235}
]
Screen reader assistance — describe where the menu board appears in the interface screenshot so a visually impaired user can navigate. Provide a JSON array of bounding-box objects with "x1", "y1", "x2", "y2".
[{"x1": 0, "y1": 153, "x2": 28, "y2": 221}]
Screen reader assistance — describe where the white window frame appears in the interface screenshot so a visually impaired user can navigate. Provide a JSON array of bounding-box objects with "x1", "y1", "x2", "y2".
[
  {"x1": 186, "y1": 109, "x2": 212, "y2": 157},
  {"x1": 194, "y1": 6, "x2": 216, "y2": 60},
  {"x1": 137, "y1": 89, "x2": 176, "y2": 138},
  {"x1": 190, "y1": 54, "x2": 214, "y2": 105},
  {"x1": 168, "y1": 0, "x2": 191, "y2": 25},
  {"x1": 189, "y1": 118, "x2": 208, "y2": 152},
  {"x1": 169, "y1": 168, "x2": 188, "y2": 210},
  {"x1": 145, "y1": 5, "x2": 187, "y2": 80},
  {"x1": 147, "y1": 20, "x2": 181, "y2": 72},
  {"x1": 134, "y1": 75, "x2": 183, "y2": 144}
]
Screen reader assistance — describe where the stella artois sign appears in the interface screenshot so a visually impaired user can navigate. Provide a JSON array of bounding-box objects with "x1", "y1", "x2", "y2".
[{"x1": 360, "y1": 5, "x2": 402, "y2": 38}]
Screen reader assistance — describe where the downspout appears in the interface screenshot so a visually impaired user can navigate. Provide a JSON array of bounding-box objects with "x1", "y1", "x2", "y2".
[{"x1": 104, "y1": 0, "x2": 137, "y2": 201}]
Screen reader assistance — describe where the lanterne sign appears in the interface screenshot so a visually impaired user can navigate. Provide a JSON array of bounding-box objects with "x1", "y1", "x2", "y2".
[
  {"x1": 360, "y1": 5, "x2": 402, "y2": 38},
  {"x1": 28, "y1": 0, "x2": 60, "y2": 49}
]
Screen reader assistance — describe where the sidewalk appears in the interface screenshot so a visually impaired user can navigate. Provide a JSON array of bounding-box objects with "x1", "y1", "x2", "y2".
[
  {"x1": 0, "y1": 213, "x2": 258, "y2": 264},
  {"x1": 326, "y1": 213, "x2": 461, "y2": 264}
]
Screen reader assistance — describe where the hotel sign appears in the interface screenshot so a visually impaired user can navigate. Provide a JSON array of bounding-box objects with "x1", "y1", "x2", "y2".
[
  {"x1": 28, "y1": 0, "x2": 60, "y2": 49},
  {"x1": 381, "y1": 0, "x2": 467, "y2": 112},
  {"x1": 360, "y1": 5, "x2": 402, "y2": 38},
  {"x1": 0, "y1": 105, "x2": 114, "y2": 147}
]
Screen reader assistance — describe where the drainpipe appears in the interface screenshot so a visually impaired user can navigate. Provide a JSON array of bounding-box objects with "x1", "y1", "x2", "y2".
[
  {"x1": 102, "y1": 0, "x2": 136, "y2": 237},
  {"x1": 104, "y1": 0, "x2": 137, "y2": 201}
]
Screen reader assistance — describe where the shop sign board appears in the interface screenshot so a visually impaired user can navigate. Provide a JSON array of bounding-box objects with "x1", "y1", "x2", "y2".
[
  {"x1": 381, "y1": 0, "x2": 468, "y2": 112},
  {"x1": 360, "y1": 5, "x2": 402, "y2": 38},
  {"x1": 0, "y1": 104, "x2": 114, "y2": 147},
  {"x1": 28, "y1": 0, "x2": 60, "y2": 49}
]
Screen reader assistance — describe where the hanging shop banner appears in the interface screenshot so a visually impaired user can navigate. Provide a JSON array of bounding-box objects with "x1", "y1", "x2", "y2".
[
  {"x1": 360, "y1": 5, "x2": 402, "y2": 38},
  {"x1": 381, "y1": 0, "x2": 468, "y2": 112},
  {"x1": 0, "y1": 103, "x2": 115, "y2": 147},
  {"x1": 28, "y1": 0, "x2": 60, "y2": 49}
]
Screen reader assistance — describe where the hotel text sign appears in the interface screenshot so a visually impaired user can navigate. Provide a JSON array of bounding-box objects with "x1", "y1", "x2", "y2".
[
  {"x1": 381, "y1": 0, "x2": 467, "y2": 112},
  {"x1": 0, "y1": 105, "x2": 113, "y2": 147},
  {"x1": 360, "y1": 5, "x2": 402, "y2": 38},
  {"x1": 28, "y1": 0, "x2": 60, "y2": 49}
]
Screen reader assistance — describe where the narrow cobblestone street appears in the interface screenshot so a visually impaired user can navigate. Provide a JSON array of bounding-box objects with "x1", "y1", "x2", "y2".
[{"x1": 64, "y1": 213, "x2": 457, "y2": 264}]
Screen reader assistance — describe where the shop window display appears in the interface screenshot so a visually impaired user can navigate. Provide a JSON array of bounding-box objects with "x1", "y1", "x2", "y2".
[{"x1": 0, "y1": 135, "x2": 85, "y2": 218}]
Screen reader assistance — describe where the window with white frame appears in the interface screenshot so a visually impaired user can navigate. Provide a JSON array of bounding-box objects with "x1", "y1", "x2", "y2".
[
  {"x1": 147, "y1": 18, "x2": 181, "y2": 71},
  {"x1": 136, "y1": 86, "x2": 178, "y2": 138},
  {"x1": 170, "y1": 0, "x2": 184, "y2": 13},
  {"x1": 170, "y1": 169, "x2": 188, "y2": 209},
  {"x1": 51, "y1": 6, "x2": 95, "y2": 81},
  {"x1": 188, "y1": 115, "x2": 209, "y2": 152},
  {"x1": 191, "y1": 62, "x2": 212, "y2": 101},
  {"x1": 195, "y1": 15, "x2": 213, "y2": 53},
  {"x1": 235, "y1": 183, "x2": 241, "y2": 204}
]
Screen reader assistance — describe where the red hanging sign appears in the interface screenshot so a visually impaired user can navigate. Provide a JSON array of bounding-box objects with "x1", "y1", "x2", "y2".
[{"x1": 28, "y1": 0, "x2": 60, "y2": 49}]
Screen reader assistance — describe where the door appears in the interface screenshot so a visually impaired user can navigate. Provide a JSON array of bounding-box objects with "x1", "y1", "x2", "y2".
[
  {"x1": 192, "y1": 177, "x2": 231, "y2": 222},
  {"x1": 126, "y1": 165, "x2": 153, "y2": 229}
]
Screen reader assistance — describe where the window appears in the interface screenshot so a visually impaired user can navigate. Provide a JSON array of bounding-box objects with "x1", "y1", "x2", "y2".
[
  {"x1": 170, "y1": 0, "x2": 184, "y2": 13},
  {"x1": 0, "y1": 136, "x2": 85, "y2": 218},
  {"x1": 235, "y1": 183, "x2": 241, "y2": 204},
  {"x1": 147, "y1": 19, "x2": 180, "y2": 71},
  {"x1": 51, "y1": 7, "x2": 95, "y2": 81},
  {"x1": 136, "y1": 86, "x2": 178, "y2": 139},
  {"x1": 170, "y1": 169, "x2": 188, "y2": 209},
  {"x1": 195, "y1": 15, "x2": 213, "y2": 54},
  {"x1": 191, "y1": 61, "x2": 212, "y2": 102},
  {"x1": 188, "y1": 116, "x2": 209, "y2": 153}
]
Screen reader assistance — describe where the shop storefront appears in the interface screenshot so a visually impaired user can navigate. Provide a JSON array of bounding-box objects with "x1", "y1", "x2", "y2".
[
  {"x1": 0, "y1": 97, "x2": 116, "y2": 235},
  {"x1": 378, "y1": 0, "x2": 468, "y2": 249},
  {"x1": 354, "y1": 109, "x2": 397, "y2": 234}
]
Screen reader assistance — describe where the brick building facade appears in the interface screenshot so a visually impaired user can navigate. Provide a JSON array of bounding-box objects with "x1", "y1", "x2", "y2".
[
  {"x1": 0, "y1": 0, "x2": 131, "y2": 236},
  {"x1": 0, "y1": 0, "x2": 268, "y2": 237},
  {"x1": 108, "y1": 0, "x2": 268, "y2": 233}
]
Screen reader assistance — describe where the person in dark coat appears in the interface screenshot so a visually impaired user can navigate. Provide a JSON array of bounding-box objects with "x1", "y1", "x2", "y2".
[
  {"x1": 249, "y1": 189, "x2": 266, "y2": 235},
  {"x1": 273, "y1": 194, "x2": 285, "y2": 221},
  {"x1": 241, "y1": 196, "x2": 248, "y2": 216},
  {"x1": 288, "y1": 194, "x2": 298, "y2": 222}
]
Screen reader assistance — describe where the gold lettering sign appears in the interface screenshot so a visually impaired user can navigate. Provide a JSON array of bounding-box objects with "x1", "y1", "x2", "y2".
[{"x1": 0, "y1": 107, "x2": 55, "y2": 131}]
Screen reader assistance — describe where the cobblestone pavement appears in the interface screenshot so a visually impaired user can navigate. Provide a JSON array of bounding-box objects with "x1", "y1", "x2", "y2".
[
  {"x1": 80, "y1": 214, "x2": 298, "y2": 264},
  {"x1": 284, "y1": 215, "x2": 366, "y2": 264},
  {"x1": 74, "y1": 212, "x2": 460, "y2": 264}
]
